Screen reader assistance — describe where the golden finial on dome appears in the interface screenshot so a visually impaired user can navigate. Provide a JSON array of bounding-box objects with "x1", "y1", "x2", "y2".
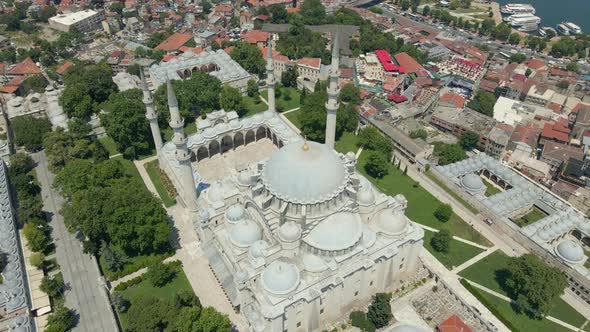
[{"x1": 302, "y1": 135, "x2": 310, "y2": 151}]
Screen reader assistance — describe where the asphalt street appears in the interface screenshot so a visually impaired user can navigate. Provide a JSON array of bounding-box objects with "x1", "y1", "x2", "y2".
[{"x1": 33, "y1": 151, "x2": 118, "y2": 332}]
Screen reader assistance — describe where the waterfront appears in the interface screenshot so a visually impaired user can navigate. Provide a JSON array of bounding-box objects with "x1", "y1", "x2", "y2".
[{"x1": 496, "y1": 0, "x2": 589, "y2": 34}]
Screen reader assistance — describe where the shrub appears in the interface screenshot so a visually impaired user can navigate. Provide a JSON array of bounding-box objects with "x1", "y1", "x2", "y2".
[
  {"x1": 430, "y1": 229, "x2": 452, "y2": 253},
  {"x1": 434, "y1": 203, "x2": 452, "y2": 222},
  {"x1": 29, "y1": 252, "x2": 46, "y2": 268},
  {"x1": 349, "y1": 311, "x2": 375, "y2": 332},
  {"x1": 145, "y1": 261, "x2": 175, "y2": 287}
]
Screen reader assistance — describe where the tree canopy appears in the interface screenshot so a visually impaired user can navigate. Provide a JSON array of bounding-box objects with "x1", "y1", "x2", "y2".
[
  {"x1": 467, "y1": 90, "x2": 496, "y2": 117},
  {"x1": 459, "y1": 131, "x2": 479, "y2": 150},
  {"x1": 430, "y1": 229, "x2": 451, "y2": 253},
  {"x1": 11, "y1": 115, "x2": 52, "y2": 151},
  {"x1": 220, "y1": 85, "x2": 246, "y2": 116},
  {"x1": 43, "y1": 127, "x2": 108, "y2": 172},
  {"x1": 365, "y1": 152, "x2": 389, "y2": 179},
  {"x1": 434, "y1": 143, "x2": 467, "y2": 165},
  {"x1": 358, "y1": 127, "x2": 392, "y2": 160},
  {"x1": 60, "y1": 64, "x2": 117, "y2": 118},
  {"x1": 229, "y1": 42, "x2": 266, "y2": 76},
  {"x1": 434, "y1": 204, "x2": 453, "y2": 222}
]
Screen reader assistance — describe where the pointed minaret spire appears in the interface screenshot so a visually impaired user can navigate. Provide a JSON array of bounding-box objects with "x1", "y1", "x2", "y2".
[
  {"x1": 266, "y1": 33, "x2": 276, "y2": 113},
  {"x1": 167, "y1": 79, "x2": 198, "y2": 211},
  {"x1": 141, "y1": 70, "x2": 163, "y2": 155},
  {"x1": 325, "y1": 31, "x2": 341, "y2": 149}
]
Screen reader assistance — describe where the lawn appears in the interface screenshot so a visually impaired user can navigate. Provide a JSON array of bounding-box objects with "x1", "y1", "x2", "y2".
[
  {"x1": 261, "y1": 86, "x2": 301, "y2": 112},
  {"x1": 99, "y1": 251, "x2": 174, "y2": 281},
  {"x1": 425, "y1": 172, "x2": 480, "y2": 214},
  {"x1": 99, "y1": 136, "x2": 119, "y2": 156},
  {"x1": 464, "y1": 286, "x2": 574, "y2": 332},
  {"x1": 483, "y1": 179, "x2": 502, "y2": 197},
  {"x1": 242, "y1": 95, "x2": 268, "y2": 118},
  {"x1": 423, "y1": 230, "x2": 484, "y2": 269},
  {"x1": 116, "y1": 263, "x2": 192, "y2": 330},
  {"x1": 513, "y1": 207, "x2": 547, "y2": 228},
  {"x1": 357, "y1": 152, "x2": 490, "y2": 245},
  {"x1": 111, "y1": 156, "x2": 143, "y2": 183},
  {"x1": 285, "y1": 109, "x2": 302, "y2": 130},
  {"x1": 459, "y1": 251, "x2": 587, "y2": 328},
  {"x1": 335, "y1": 132, "x2": 360, "y2": 155},
  {"x1": 145, "y1": 161, "x2": 177, "y2": 207}
]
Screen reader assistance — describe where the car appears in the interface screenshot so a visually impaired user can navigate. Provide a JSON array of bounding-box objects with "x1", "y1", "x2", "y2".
[{"x1": 484, "y1": 218, "x2": 493, "y2": 225}]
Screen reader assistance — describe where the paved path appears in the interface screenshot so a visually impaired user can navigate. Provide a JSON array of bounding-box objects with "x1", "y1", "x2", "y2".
[
  {"x1": 282, "y1": 107, "x2": 300, "y2": 114},
  {"x1": 110, "y1": 255, "x2": 178, "y2": 288},
  {"x1": 414, "y1": 223, "x2": 490, "y2": 250},
  {"x1": 452, "y1": 247, "x2": 498, "y2": 274},
  {"x1": 34, "y1": 152, "x2": 118, "y2": 332},
  {"x1": 133, "y1": 156, "x2": 160, "y2": 199}
]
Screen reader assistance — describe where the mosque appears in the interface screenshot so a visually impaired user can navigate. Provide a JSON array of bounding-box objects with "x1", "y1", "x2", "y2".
[{"x1": 141, "y1": 33, "x2": 425, "y2": 332}]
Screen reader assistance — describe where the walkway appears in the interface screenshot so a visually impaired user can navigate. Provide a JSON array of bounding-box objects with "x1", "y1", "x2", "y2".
[
  {"x1": 34, "y1": 151, "x2": 118, "y2": 332},
  {"x1": 110, "y1": 255, "x2": 178, "y2": 288},
  {"x1": 414, "y1": 223, "x2": 490, "y2": 250},
  {"x1": 133, "y1": 156, "x2": 160, "y2": 199},
  {"x1": 451, "y1": 247, "x2": 498, "y2": 273}
]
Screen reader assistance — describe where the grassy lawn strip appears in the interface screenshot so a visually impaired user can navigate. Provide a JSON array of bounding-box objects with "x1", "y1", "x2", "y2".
[
  {"x1": 357, "y1": 152, "x2": 490, "y2": 245},
  {"x1": 461, "y1": 279, "x2": 573, "y2": 332},
  {"x1": 513, "y1": 207, "x2": 547, "y2": 228},
  {"x1": 335, "y1": 132, "x2": 360, "y2": 154},
  {"x1": 459, "y1": 251, "x2": 587, "y2": 328},
  {"x1": 424, "y1": 171, "x2": 480, "y2": 214},
  {"x1": 145, "y1": 161, "x2": 177, "y2": 207},
  {"x1": 483, "y1": 179, "x2": 501, "y2": 196},
  {"x1": 100, "y1": 251, "x2": 175, "y2": 281},
  {"x1": 285, "y1": 109, "x2": 302, "y2": 130},
  {"x1": 116, "y1": 262, "x2": 190, "y2": 330},
  {"x1": 99, "y1": 136, "x2": 119, "y2": 156},
  {"x1": 423, "y1": 230, "x2": 484, "y2": 269},
  {"x1": 242, "y1": 95, "x2": 268, "y2": 117},
  {"x1": 261, "y1": 86, "x2": 301, "y2": 111}
]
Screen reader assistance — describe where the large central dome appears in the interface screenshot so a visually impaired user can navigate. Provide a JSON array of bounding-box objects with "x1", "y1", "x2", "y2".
[{"x1": 261, "y1": 141, "x2": 348, "y2": 204}]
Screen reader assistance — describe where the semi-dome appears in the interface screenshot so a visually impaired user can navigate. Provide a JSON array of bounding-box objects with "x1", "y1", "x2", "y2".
[
  {"x1": 249, "y1": 240, "x2": 269, "y2": 259},
  {"x1": 225, "y1": 204, "x2": 245, "y2": 223},
  {"x1": 261, "y1": 261, "x2": 300, "y2": 295},
  {"x1": 461, "y1": 173, "x2": 484, "y2": 192},
  {"x1": 555, "y1": 239, "x2": 585, "y2": 264},
  {"x1": 278, "y1": 221, "x2": 301, "y2": 242},
  {"x1": 261, "y1": 141, "x2": 348, "y2": 204},
  {"x1": 237, "y1": 171, "x2": 253, "y2": 186},
  {"x1": 374, "y1": 209, "x2": 408, "y2": 236},
  {"x1": 357, "y1": 188, "x2": 375, "y2": 205},
  {"x1": 304, "y1": 212, "x2": 362, "y2": 252},
  {"x1": 229, "y1": 219, "x2": 262, "y2": 248}
]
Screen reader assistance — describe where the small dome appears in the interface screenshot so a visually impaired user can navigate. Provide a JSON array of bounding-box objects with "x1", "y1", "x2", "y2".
[
  {"x1": 304, "y1": 212, "x2": 362, "y2": 251},
  {"x1": 237, "y1": 171, "x2": 252, "y2": 186},
  {"x1": 261, "y1": 261, "x2": 300, "y2": 295},
  {"x1": 199, "y1": 209, "x2": 210, "y2": 221},
  {"x1": 302, "y1": 254, "x2": 328, "y2": 272},
  {"x1": 202, "y1": 127, "x2": 217, "y2": 139},
  {"x1": 279, "y1": 222, "x2": 301, "y2": 242},
  {"x1": 374, "y1": 209, "x2": 408, "y2": 236},
  {"x1": 357, "y1": 180, "x2": 375, "y2": 205},
  {"x1": 229, "y1": 119, "x2": 241, "y2": 129},
  {"x1": 389, "y1": 324, "x2": 425, "y2": 332},
  {"x1": 249, "y1": 240, "x2": 269, "y2": 259},
  {"x1": 205, "y1": 183, "x2": 224, "y2": 204},
  {"x1": 461, "y1": 173, "x2": 484, "y2": 192},
  {"x1": 229, "y1": 219, "x2": 261, "y2": 248},
  {"x1": 346, "y1": 151, "x2": 356, "y2": 161},
  {"x1": 555, "y1": 239, "x2": 585, "y2": 264},
  {"x1": 225, "y1": 204, "x2": 245, "y2": 223}
]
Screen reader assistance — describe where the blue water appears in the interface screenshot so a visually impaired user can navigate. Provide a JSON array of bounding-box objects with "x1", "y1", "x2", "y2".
[{"x1": 496, "y1": 0, "x2": 590, "y2": 33}]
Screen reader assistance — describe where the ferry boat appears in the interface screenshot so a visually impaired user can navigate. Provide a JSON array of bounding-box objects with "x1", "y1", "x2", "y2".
[
  {"x1": 517, "y1": 23, "x2": 539, "y2": 32},
  {"x1": 563, "y1": 22, "x2": 582, "y2": 34},
  {"x1": 508, "y1": 14, "x2": 541, "y2": 27},
  {"x1": 538, "y1": 27, "x2": 556, "y2": 37},
  {"x1": 556, "y1": 23, "x2": 571, "y2": 35},
  {"x1": 500, "y1": 3, "x2": 535, "y2": 15}
]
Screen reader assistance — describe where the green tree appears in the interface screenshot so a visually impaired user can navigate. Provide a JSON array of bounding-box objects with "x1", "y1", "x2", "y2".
[
  {"x1": 246, "y1": 78, "x2": 259, "y2": 97},
  {"x1": 365, "y1": 152, "x2": 389, "y2": 179},
  {"x1": 23, "y1": 75, "x2": 48, "y2": 93},
  {"x1": 557, "y1": 80, "x2": 570, "y2": 90},
  {"x1": 281, "y1": 65, "x2": 299, "y2": 88},
  {"x1": 112, "y1": 293, "x2": 130, "y2": 313},
  {"x1": 60, "y1": 64, "x2": 117, "y2": 118},
  {"x1": 504, "y1": 254, "x2": 567, "y2": 319},
  {"x1": 430, "y1": 229, "x2": 451, "y2": 252},
  {"x1": 337, "y1": 103, "x2": 359, "y2": 135},
  {"x1": 459, "y1": 131, "x2": 479, "y2": 150},
  {"x1": 369, "y1": 6, "x2": 383, "y2": 14},
  {"x1": 40, "y1": 274, "x2": 65, "y2": 299},
  {"x1": 126, "y1": 296, "x2": 175, "y2": 332},
  {"x1": 434, "y1": 203, "x2": 452, "y2": 222},
  {"x1": 146, "y1": 261, "x2": 175, "y2": 287},
  {"x1": 422, "y1": 5, "x2": 430, "y2": 16},
  {"x1": 491, "y1": 23, "x2": 511, "y2": 40},
  {"x1": 358, "y1": 127, "x2": 392, "y2": 160},
  {"x1": 508, "y1": 32, "x2": 521, "y2": 45},
  {"x1": 100, "y1": 243, "x2": 128, "y2": 272},
  {"x1": 29, "y1": 252, "x2": 45, "y2": 268},
  {"x1": 479, "y1": 19, "x2": 495, "y2": 36},
  {"x1": 339, "y1": 83, "x2": 361, "y2": 105},
  {"x1": 277, "y1": 24, "x2": 327, "y2": 60},
  {"x1": 100, "y1": 89, "x2": 151, "y2": 159},
  {"x1": 43, "y1": 128, "x2": 107, "y2": 172},
  {"x1": 229, "y1": 42, "x2": 266, "y2": 76},
  {"x1": 23, "y1": 222, "x2": 50, "y2": 252},
  {"x1": 509, "y1": 53, "x2": 527, "y2": 63},
  {"x1": 11, "y1": 116, "x2": 52, "y2": 151},
  {"x1": 45, "y1": 306, "x2": 76, "y2": 332},
  {"x1": 366, "y1": 293, "x2": 392, "y2": 328},
  {"x1": 299, "y1": 0, "x2": 326, "y2": 24},
  {"x1": 220, "y1": 85, "x2": 245, "y2": 116},
  {"x1": 566, "y1": 61, "x2": 580, "y2": 73},
  {"x1": 197, "y1": 307, "x2": 232, "y2": 332},
  {"x1": 9, "y1": 152, "x2": 34, "y2": 175},
  {"x1": 410, "y1": 129, "x2": 428, "y2": 140},
  {"x1": 525, "y1": 68, "x2": 532, "y2": 77},
  {"x1": 350, "y1": 311, "x2": 376, "y2": 332},
  {"x1": 467, "y1": 90, "x2": 496, "y2": 117},
  {"x1": 67, "y1": 118, "x2": 92, "y2": 138}
]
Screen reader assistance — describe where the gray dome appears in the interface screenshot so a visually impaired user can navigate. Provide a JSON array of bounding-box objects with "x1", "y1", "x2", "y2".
[
  {"x1": 357, "y1": 187, "x2": 375, "y2": 205},
  {"x1": 261, "y1": 261, "x2": 300, "y2": 295},
  {"x1": 388, "y1": 324, "x2": 425, "y2": 332},
  {"x1": 278, "y1": 222, "x2": 301, "y2": 242},
  {"x1": 374, "y1": 209, "x2": 408, "y2": 236},
  {"x1": 237, "y1": 171, "x2": 252, "y2": 186},
  {"x1": 262, "y1": 141, "x2": 347, "y2": 203},
  {"x1": 304, "y1": 212, "x2": 362, "y2": 251},
  {"x1": 555, "y1": 239, "x2": 585, "y2": 264},
  {"x1": 249, "y1": 240, "x2": 269, "y2": 259},
  {"x1": 461, "y1": 173, "x2": 484, "y2": 192},
  {"x1": 346, "y1": 151, "x2": 356, "y2": 161},
  {"x1": 229, "y1": 219, "x2": 262, "y2": 248},
  {"x1": 225, "y1": 204, "x2": 245, "y2": 223}
]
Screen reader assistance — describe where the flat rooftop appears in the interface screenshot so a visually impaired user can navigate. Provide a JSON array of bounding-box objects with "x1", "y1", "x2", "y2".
[{"x1": 49, "y1": 10, "x2": 99, "y2": 25}]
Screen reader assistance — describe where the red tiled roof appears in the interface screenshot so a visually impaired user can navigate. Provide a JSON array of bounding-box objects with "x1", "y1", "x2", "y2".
[
  {"x1": 383, "y1": 76, "x2": 403, "y2": 92},
  {"x1": 439, "y1": 93, "x2": 466, "y2": 108},
  {"x1": 393, "y1": 52, "x2": 423, "y2": 74},
  {"x1": 155, "y1": 32, "x2": 194, "y2": 51},
  {"x1": 479, "y1": 79, "x2": 499, "y2": 93},
  {"x1": 512, "y1": 73, "x2": 527, "y2": 82},
  {"x1": 161, "y1": 54, "x2": 178, "y2": 62},
  {"x1": 296, "y1": 58, "x2": 321, "y2": 69},
  {"x1": 437, "y1": 315, "x2": 473, "y2": 332},
  {"x1": 525, "y1": 58, "x2": 546, "y2": 70},
  {"x1": 541, "y1": 123, "x2": 570, "y2": 142},
  {"x1": 340, "y1": 67, "x2": 353, "y2": 79},
  {"x1": 375, "y1": 49, "x2": 404, "y2": 73},
  {"x1": 179, "y1": 46, "x2": 204, "y2": 54},
  {"x1": 387, "y1": 93, "x2": 407, "y2": 103},
  {"x1": 241, "y1": 30, "x2": 269, "y2": 45},
  {"x1": 56, "y1": 61, "x2": 75, "y2": 75},
  {"x1": 8, "y1": 57, "x2": 41, "y2": 75},
  {"x1": 0, "y1": 85, "x2": 19, "y2": 94},
  {"x1": 547, "y1": 102, "x2": 564, "y2": 114}
]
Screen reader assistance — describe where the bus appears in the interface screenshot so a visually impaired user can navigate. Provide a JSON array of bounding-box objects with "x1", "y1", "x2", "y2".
[{"x1": 499, "y1": 51, "x2": 510, "y2": 58}]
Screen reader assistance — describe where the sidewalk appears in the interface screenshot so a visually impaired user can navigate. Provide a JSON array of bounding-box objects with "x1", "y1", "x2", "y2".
[
  {"x1": 413, "y1": 223, "x2": 490, "y2": 250},
  {"x1": 451, "y1": 247, "x2": 498, "y2": 273},
  {"x1": 110, "y1": 255, "x2": 178, "y2": 288}
]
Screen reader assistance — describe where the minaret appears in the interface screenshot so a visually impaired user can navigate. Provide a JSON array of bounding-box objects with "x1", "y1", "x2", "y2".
[
  {"x1": 325, "y1": 32, "x2": 340, "y2": 149},
  {"x1": 140, "y1": 70, "x2": 163, "y2": 155},
  {"x1": 167, "y1": 80, "x2": 198, "y2": 211},
  {"x1": 266, "y1": 33, "x2": 276, "y2": 113}
]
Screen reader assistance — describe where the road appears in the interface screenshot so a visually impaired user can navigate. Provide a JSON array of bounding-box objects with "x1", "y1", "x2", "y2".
[{"x1": 33, "y1": 151, "x2": 118, "y2": 332}]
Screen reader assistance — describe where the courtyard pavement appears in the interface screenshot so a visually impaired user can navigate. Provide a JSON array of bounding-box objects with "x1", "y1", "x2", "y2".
[{"x1": 34, "y1": 152, "x2": 118, "y2": 332}]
